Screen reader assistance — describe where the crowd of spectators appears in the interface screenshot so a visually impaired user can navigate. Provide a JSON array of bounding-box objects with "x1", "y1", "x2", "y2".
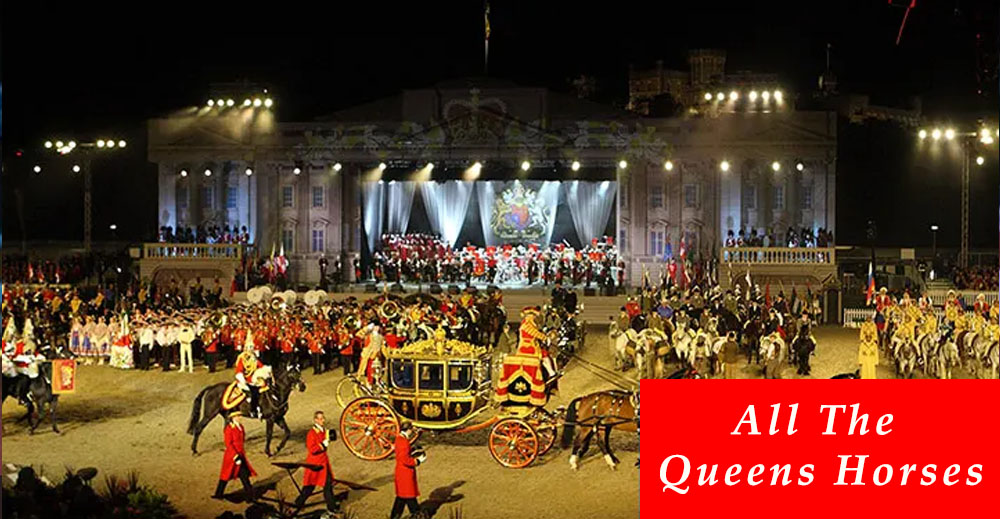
[
  {"x1": 951, "y1": 266, "x2": 999, "y2": 291},
  {"x1": 725, "y1": 227, "x2": 834, "y2": 248},
  {"x1": 156, "y1": 225, "x2": 250, "y2": 244}
]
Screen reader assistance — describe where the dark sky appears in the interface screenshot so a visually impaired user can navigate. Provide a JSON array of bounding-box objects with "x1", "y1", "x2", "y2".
[{"x1": 2, "y1": 0, "x2": 997, "y2": 249}]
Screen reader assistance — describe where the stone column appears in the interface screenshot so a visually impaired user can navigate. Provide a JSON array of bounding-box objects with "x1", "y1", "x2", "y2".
[{"x1": 157, "y1": 163, "x2": 177, "y2": 233}]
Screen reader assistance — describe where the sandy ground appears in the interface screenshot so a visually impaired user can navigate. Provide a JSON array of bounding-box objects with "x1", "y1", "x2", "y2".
[{"x1": 0, "y1": 325, "x2": 982, "y2": 519}]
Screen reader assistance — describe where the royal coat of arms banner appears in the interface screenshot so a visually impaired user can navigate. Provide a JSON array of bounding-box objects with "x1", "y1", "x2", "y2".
[
  {"x1": 477, "y1": 181, "x2": 560, "y2": 247},
  {"x1": 51, "y1": 359, "x2": 77, "y2": 394}
]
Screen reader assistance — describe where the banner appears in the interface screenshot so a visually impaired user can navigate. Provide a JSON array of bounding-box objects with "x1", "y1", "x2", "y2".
[
  {"x1": 640, "y1": 380, "x2": 998, "y2": 518},
  {"x1": 51, "y1": 359, "x2": 78, "y2": 394}
]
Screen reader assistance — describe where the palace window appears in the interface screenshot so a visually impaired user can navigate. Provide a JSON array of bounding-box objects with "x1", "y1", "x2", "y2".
[
  {"x1": 226, "y1": 187, "x2": 238, "y2": 210},
  {"x1": 177, "y1": 187, "x2": 188, "y2": 209},
  {"x1": 773, "y1": 186, "x2": 785, "y2": 210},
  {"x1": 201, "y1": 186, "x2": 215, "y2": 210},
  {"x1": 683, "y1": 184, "x2": 699, "y2": 209},
  {"x1": 649, "y1": 231, "x2": 665, "y2": 257},
  {"x1": 802, "y1": 185, "x2": 813, "y2": 210},
  {"x1": 650, "y1": 186, "x2": 664, "y2": 209},
  {"x1": 312, "y1": 186, "x2": 324, "y2": 208},
  {"x1": 312, "y1": 229, "x2": 325, "y2": 253},
  {"x1": 281, "y1": 229, "x2": 294, "y2": 253},
  {"x1": 743, "y1": 185, "x2": 757, "y2": 210},
  {"x1": 282, "y1": 186, "x2": 294, "y2": 208}
]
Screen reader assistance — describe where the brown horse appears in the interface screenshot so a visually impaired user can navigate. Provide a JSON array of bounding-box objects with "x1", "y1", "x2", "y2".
[{"x1": 560, "y1": 390, "x2": 638, "y2": 470}]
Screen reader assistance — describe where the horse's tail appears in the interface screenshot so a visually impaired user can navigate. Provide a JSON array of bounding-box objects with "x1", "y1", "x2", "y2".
[
  {"x1": 187, "y1": 386, "x2": 210, "y2": 435},
  {"x1": 560, "y1": 397, "x2": 583, "y2": 449}
]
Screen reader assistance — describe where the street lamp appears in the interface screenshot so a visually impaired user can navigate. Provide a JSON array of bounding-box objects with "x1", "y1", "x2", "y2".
[
  {"x1": 930, "y1": 225, "x2": 939, "y2": 260},
  {"x1": 42, "y1": 136, "x2": 128, "y2": 252}
]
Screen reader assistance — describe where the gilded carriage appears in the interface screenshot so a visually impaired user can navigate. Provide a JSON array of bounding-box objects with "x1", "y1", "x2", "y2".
[{"x1": 335, "y1": 338, "x2": 561, "y2": 468}]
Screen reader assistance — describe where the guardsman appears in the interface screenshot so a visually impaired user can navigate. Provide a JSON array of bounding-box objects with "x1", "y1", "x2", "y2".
[
  {"x1": 973, "y1": 294, "x2": 989, "y2": 319},
  {"x1": 234, "y1": 338, "x2": 265, "y2": 418},
  {"x1": 293, "y1": 411, "x2": 339, "y2": 514},
  {"x1": 213, "y1": 413, "x2": 257, "y2": 502}
]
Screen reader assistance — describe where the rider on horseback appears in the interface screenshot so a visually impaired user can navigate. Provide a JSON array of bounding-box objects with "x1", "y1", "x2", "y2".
[
  {"x1": 3, "y1": 336, "x2": 45, "y2": 406},
  {"x1": 234, "y1": 335, "x2": 267, "y2": 419}
]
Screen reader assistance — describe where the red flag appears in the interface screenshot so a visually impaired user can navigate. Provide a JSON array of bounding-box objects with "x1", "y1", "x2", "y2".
[
  {"x1": 865, "y1": 262, "x2": 875, "y2": 306},
  {"x1": 27, "y1": 263, "x2": 34, "y2": 283},
  {"x1": 765, "y1": 283, "x2": 772, "y2": 309}
]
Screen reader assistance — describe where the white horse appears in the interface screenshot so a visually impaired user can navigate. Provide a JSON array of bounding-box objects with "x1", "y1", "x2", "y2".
[
  {"x1": 612, "y1": 327, "x2": 640, "y2": 373},
  {"x1": 638, "y1": 328, "x2": 670, "y2": 379},
  {"x1": 893, "y1": 337, "x2": 919, "y2": 379},
  {"x1": 671, "y1": 321, "x2": 696, "y2": 368},
  {"x1": 936, "y1": 339, "x2": 961, "y2": 380},
  {"x1": 759, "y1": 333, "x2": 785, "y2": 379},
  {"x1": 986, "y1": 339, "x2": 999, "y2": 379}
]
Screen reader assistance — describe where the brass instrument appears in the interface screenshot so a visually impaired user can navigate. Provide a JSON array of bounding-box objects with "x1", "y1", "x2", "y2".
[
  {"x1": 270, "y1": 295, "x2": 286, "y2": 312},
  {"x1": 380, "y1": 300, "x2": 400, "y2": 321}
]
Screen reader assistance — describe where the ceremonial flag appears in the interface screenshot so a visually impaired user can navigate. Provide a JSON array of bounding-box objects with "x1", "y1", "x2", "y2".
[
  {"x1": 484, "y1": 1, "x2": 491, "y2": 41},
  {"x1": 765, "y1": 283, "x2": 771, "y2": 309},
  {"x1": 865, "y1": 261, "x2": 875, "y2": 306},
  {"x1": 27, "y1": 263, "x2": 34, "y2": 283},
  {"x1": 678, "y1": 238, "x2": 687, "y2": 260}
]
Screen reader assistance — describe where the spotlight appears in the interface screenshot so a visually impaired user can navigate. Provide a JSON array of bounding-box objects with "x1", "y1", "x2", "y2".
[
  {"x1": 944, "y1": 128, "x2": 955, "y2": 140},
  {"x1": 180, "y1": 169, "x2": 188, "y2": 178},
  {"x1": 68, "y1": 141, "x2": 76, "y2": 148},
  {"x1": 749, "y1": 91, "x2": 758, "y2": 102},
  {"x1": 333, "y1": 163, "x2": 343, "y2": 172},
  {"x1": 226, "y1": 99, "x2": 235, "y2": 107},
  {"x1": 293, "y1": 167, "x2": 302, "y2": 175},
  {"x1": 774, "y1": 90, "x2": 783, "y2": 102},
  {"x1": 930, "y1": 225, "x2": 939, "y2": 232},
  {"x1": 33, "y1": 165, "x2": 42, "y2": 173},
  {"x1": 243, "y1": 99, "x2": 252, "y2": 107},
  {"x1": 72, "y1": 165, "x2": 81, "y2": 173},
  {"x1": 664, "y1": 160, "x2": 674, "y2": 171},
  {"x1": 720, "y1": 160, "x2": 730, "y2": 172},
  {"x1": 264, "y1": 98, "x2": 273, "y2": 108},
  {"x1": 204, "y1": 169, "x2": 213, "y2": 177},
  {"x1": 796, "y1": 162, "x2": 805, "y2": 172},
  {"x1": 571, "y1": 160, "x2": 581, "y2": 172},
  {"x1": 618, "y1": 160, "x2": 628, "y2": 169},
  {"x1": 715, "y1": 92, "x2": 724, "y2": 102},
  {"x1": 762, "y1": 91, "x2": 771, "y2": 101},
  {"x1": 918, "y1": 129, "x2": 927, "y2": 140},
  {"x1": 97, "y1": 140, "x2": 106, "y2": 148},
  {"x1": 109, "y1": 224, "x2": 117, "y2": 231},
  {"x1": 118, "y1": 140, "x2": 126, "y2": 148},
  {"x1": 471, "y1": 161, "x2": 482, "y2": 171},
  {"x1": 207, "y1": 100, "x2": 215, "y2": 107},
  {"x1": 521, "y1": 160, "x2": 531, "y2": 171},
  {"x1": 55, "y1": 141, "x2": 64, "y2": 149},
  {"x1": 771, "y1": 161, "x2": 781, "y2": 172},
  {"x1": 44, "y1": 141, "x2": 53, "y2": 149},
  {"x1": 253, "y1": 98, "x2": 263, "y2": 107},
  {"x1": 378, "y1": 162, "x2": 387, "y2": 171},
  {"x1": 217, "y1": 99, "x2": 225, "y2": 108},
  {"x1": 704, "y1": 93, "x2": 713, "y2": 101},
  {"x1": 245, "y1": 168, "x2": 253, "y2": 176},
  {"x1": 976, "y1": 156, "x2": 985, "y2": 166},
  {"x1": 729, "y1": 91, "x2": 738, "y2": 101},
  {"x1": 106, "y1": 140, "x2": 116, "y2": 148},
  {"x1": 931, "y1": 129, "x2": 942, "y2": 140},
  {"x1": 426, "y1": 162, "x2": 434, "y2": 170}
]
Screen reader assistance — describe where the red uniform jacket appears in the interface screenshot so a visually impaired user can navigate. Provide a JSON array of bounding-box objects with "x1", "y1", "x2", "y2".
[
  {"x1": 394, "y1": 434, "x2": 419, "y2": 498},
  {"x1": 220, "y1": 423, "x2": 256, "y2": 481},
  {"x1": 302, "y1": 426, "x2": 334, "y2": 487}
]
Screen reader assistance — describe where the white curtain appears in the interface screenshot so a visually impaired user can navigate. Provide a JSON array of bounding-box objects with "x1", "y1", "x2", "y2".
[
  {"x1": 476, "y1": 182, "x2": 501, "y2": 247},
  {"x1": 566, "y1": 180, "x2": 617, "y2": 247},
  {"x1": 362, "y1": 181, "x2": 385, "y2": 254},
  {"x1": 477, "y1": 181, "x2": 559, "y2": 247},
  {"x1": 419, "y1": 181, "x2": 474, "y2": 248},
  {"x1": 386, "y1": 181, "x2": 416, "y2": 234}
]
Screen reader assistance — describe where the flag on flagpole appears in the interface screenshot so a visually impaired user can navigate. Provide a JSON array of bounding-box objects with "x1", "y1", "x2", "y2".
[
  {"x1": 27, "y1": 263, "x2": 34, "y2": 283},
  {"x1": 865, "y1": 262, "x2": 875, "y2": 306},
  {"x1": 765, "y1": 283, "x2": 771, "y2": 309}
]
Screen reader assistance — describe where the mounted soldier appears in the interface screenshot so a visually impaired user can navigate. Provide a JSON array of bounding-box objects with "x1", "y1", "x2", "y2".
[{"x1": 234, "y1": 331, "x2": 269, "y2": 418}]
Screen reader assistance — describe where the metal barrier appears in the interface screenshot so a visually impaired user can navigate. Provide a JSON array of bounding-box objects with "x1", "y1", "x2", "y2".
[
  {"x1": 721, "y1": 247, "x2": 835, "y2": 265},
  {"x1": 143, "y1": 243, "x2": 243, "y2": 260}
]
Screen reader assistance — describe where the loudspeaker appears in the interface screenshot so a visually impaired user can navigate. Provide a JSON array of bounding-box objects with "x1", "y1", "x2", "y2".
[
  {"x1": 429, "y1": 284, "x2": 443, "y2": 295},
  {"x1": 391, "y1": 283, "x2": 405, "y2": 294},
  {"x1": 584, "y1": 288, "x2": 597, "y2": 297},
  {"x1": 365, "y1": 284, "x2": 377, "y2": 293}
]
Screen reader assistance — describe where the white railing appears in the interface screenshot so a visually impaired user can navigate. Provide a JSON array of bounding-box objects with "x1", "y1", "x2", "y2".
[
  {"x1": 722, "y1": 247, "x2": 835, "y2": 265},
  {"x1": 843, "y1": 307, "x2": 946, "y2": 329},
  {"x1": 927, "y1": 290, "x2": 998, "y2": 307},
  {"x1": 143, "y1": 243, "x2": 243, "y2": 260}
]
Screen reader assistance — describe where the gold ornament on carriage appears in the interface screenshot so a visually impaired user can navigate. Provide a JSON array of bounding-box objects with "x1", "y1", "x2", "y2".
[
  {"x1": 421, "y1": 403, "x2": 442, "y2": 418},
  {"x1": 394, "y1": 338, "x2": 487, "y2": 357}
]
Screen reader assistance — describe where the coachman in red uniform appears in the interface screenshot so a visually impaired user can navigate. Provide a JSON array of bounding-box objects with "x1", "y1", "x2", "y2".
[
  {"x1": 213, "y1": 414, "x2": 257, "y2": 501},
  {"x1": 391, "y1": 421, "x2": 423, "y2": 519},
  {"x1": 293, "y1": 411, "x2": 340, "y2": 513}
]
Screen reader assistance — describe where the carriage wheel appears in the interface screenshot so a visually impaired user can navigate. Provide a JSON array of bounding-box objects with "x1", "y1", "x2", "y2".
[
  {"x1": 527, "y1": 409, "x2": 558, "y2": 457},
  {"x1": 335, "y1": 377, "x2": 365, "y2": 409},
  {"x1": 340, "y1": 397, "x2": 399, "y2": 461},
  {"x1": 489, "y1": 418, "x2": 539, "y2": 469}
]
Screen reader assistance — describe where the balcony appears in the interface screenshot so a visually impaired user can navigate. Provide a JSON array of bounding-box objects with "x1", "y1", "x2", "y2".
[
  {"x1": 139, "y1": 243, "x2": 245, "y2": 290},
  {"x1": 722, "y1": 247, "x2": 835, "y2": 265},
  {"x1": 719, "y1": 247, "x2": 838, "y2": 291},
  {"x1": 143, "y1": 243, "x2": 243, "y2": 260}
]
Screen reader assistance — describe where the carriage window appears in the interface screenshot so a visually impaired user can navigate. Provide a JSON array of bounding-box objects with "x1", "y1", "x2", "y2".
[
  {"x1": 417, "y1": 363, "x2": 444, "y2": 391},
  {"x1": 448, "y1": 364, "x2": 474, "y2": 392},
  {"x1": 391, "y1": 359, "x2": 415, "y2": 389}
]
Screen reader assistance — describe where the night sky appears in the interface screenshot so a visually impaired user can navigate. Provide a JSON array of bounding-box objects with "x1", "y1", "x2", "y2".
[{"x1": 2, "y1": 0, "x2": 997, "y2": 249}]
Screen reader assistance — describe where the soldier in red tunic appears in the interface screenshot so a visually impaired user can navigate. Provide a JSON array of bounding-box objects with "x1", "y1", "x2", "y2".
[
  {"x1": 293, "y1": 411, "x2": 340, "y2": 513},
  {"x1": 213, "y1": 413, "x2": 257, "y2": 501},
  {"x1": 391, "y1": 421, "x2": 423, "y2": 519}
]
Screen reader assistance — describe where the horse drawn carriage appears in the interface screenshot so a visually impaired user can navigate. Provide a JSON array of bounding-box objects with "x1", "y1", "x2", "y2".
[{"x1": 336, "y1": 335, "x2": 563, "y2": 468}]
